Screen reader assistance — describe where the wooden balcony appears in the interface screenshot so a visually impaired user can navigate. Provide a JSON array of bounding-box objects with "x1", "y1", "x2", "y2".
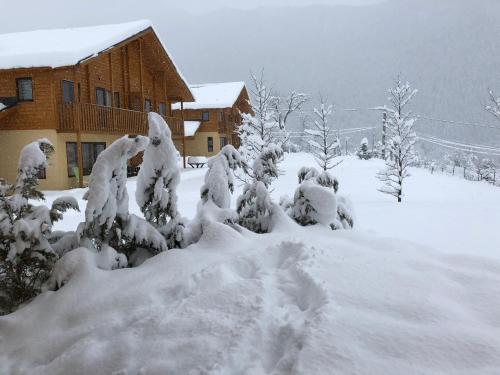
[{"x1": 58, "y1": 102, "x2": 184, "y2": 138}]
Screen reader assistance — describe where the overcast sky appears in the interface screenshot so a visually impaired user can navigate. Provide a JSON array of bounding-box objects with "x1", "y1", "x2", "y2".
[
  {"x1": 173, "y1": 0, "x2": 383, "y2": 12},
  {"x1": 0, "y1": 0, "x2": 386, "y2": 33}
]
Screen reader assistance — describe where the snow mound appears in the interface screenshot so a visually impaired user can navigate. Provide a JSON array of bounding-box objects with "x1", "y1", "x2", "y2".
[{"x1": 1, "y1": 220, "x2": 500, "y2": 374}]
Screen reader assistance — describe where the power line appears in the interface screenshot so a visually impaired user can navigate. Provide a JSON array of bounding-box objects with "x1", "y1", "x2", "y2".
[
  {"x1": 418, "y1": 137, "x2": 500, "y2": 157},
  {"x1": 418, "y1": 133, "x2": 500, "y2": 153},
  {"x1": 341, "y1": 107, "x2": 500, "y2": 131}
]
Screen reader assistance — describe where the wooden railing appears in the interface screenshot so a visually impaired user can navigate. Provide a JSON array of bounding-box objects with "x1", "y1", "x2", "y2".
[{"x1": 59, "y1": 103, "x2": 184, "y2": 137}]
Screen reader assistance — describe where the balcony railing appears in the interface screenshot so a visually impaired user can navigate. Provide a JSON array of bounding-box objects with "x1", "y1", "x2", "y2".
[{"x1": 59, "y1": 102, "x2": 184, "y2": 137}]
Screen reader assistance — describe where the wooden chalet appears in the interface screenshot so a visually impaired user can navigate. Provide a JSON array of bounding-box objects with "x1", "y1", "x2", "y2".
[
  {"x1": 0, "y1": 20, "x2": 194, "y2": 189},
  {"x1": 172, "y1": 82, "x2": 252, "y2": 157}
]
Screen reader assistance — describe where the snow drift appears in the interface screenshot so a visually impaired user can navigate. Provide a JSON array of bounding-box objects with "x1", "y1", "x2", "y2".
[{"x1": 1, "y1": 213, "x2": 499, "y2": 374}]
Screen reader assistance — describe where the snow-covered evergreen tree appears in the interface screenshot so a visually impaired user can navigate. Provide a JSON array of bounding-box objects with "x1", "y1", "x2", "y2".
[
  {"x1": 237, "y1": 145, "x2": 283, "y2": 233},
  {"x1": 136, "y1": 113, "x2": 185, "y2": 248},
  {"x1": 80, "y1": 135, "x2": 167, "y2": 256},
  {"x1": 0, "y1": 139, "x2": 79, "y2": 313},
  {"x1": 377, "y1": 77, "x2": 418, "y2": 203},
  {"x1": 200, "y1": 145, "x2": 245, "y2": 209},
  {"x1": 356, "y1": 138, "x2": 372, "y2": 160},
  {"x1": 305, "y1": 99, "x2": 342, "y2": 171}
]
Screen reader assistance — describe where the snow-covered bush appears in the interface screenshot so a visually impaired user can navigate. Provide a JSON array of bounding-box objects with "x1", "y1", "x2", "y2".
[
  {"x1": 136, "y1": 113, "x2": 185, "y2": 248},
  {"x1": 287, "y1": 167, "x2": 353, "y2": 230},
  {"x1": 44, "y1": 245, "x2": 127, "y2": 291},
  {"x1": 298, "y1": 166, "x2": 319, "y2": 183},
  {"x1": 0, "y1": 139, "x2": 79, "y2": 313},
  {"x1": 237, "y1": 145, "x2": 283, "y2": 233},
  {"x1": 356, "y1": 138, "x2": 372, "y2": 160},
  {"x1": 377, "y1": 77, "x2": 418, "y2": 202},
  {"x1": 290, "y1": 179, "x2": 337, "y2": 227},
  {"x1": 80, "y1": 135, "x2": 166, "y2": 257}
]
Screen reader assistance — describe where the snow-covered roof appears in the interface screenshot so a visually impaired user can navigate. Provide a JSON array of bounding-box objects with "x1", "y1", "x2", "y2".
[
  {"x1": 0, "y1": 102, "x2": 6, "y2": 111},
  {"x1": 0, "y1": 20, "x2": 150, "y2": 69},
  {"x1": 184, "y1": 121, "x2": 201, "y2": 137},
  {"x1": 0, "y1": 21, "x2": 183, "y2": 78},
  {"x1": 172, "y1": 82, "x2": 246, "y2": 110}
]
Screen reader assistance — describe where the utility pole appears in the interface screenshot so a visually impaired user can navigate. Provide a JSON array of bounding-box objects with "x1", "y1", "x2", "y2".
[
  {"x1": 382, "y1": 112, "x2": 387, "y2": 159},
  {"x1": 345, "y1": 137, "x2": 350, "y2": 155}
]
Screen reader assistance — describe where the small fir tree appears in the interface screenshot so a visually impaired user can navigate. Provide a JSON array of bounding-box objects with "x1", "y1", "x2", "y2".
[
  {"x1": 136, "y1": 113, "x2": 185, "y2": 248},
  {"x1": 0, "y1": 139, "x2": 79, "y2": 313},
  {"x1": 237, "y1": 145, "x2": 283, "y2": 233}
]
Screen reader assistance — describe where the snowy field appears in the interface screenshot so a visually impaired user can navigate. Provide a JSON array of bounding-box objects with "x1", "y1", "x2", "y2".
[
  {"x1": 46, "y1": 153, "x2": 500, "y2": 258},
  {"x1": 1, "y1": 153, "x2": 500, "y2": 374}
]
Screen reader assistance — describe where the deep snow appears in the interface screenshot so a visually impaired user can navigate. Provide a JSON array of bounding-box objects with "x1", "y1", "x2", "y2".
[{"x1": 1, "y1": 154, "x2": 500, "y2": 374}]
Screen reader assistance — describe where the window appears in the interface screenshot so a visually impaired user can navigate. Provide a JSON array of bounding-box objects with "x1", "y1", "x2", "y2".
[
  {"x1": 37, "y1": 168, "x2": 46, "y2": 180},
  {"x1": 16, "y1": 77, "x2": 33, "y2": 102},
  {"x1": 218, "y1": 111, "x2": 224, "y2": 121},
  {"x1": 82, "y1": 142, "x2": 106, "y2": 176},
  {"x1": 144, "y1": 99, "x2": 152, "y2": 112},
  {"x1": 159, "y1": 102, "x2": 166, "y2": 116},
  {"x1": 66, "y1": 142, "x2": 77, "y2": 177},
  {"x1": 62, "y1": 80, "x2": 74, "y2": 104},
  {"x1": 105, "y1": 91, "x2": 112, "y2": 107},
  {"x1": 96, "y1": 87, "x2": 106, "y2": 106},
  {"x1": 96, "y1": 87, "x2": 112, "y2": 107},
  {"x1": 207, "y1": 136, "x2": 214, "y2": 153},
  {"x1": 202, "y1": 111, "x2": 210, "y2": 121},
  {"x1": 220, "y1": 137, "x2": 227, "y2": 149},
  {"x1": 114, "y1": 92, "x2": 120, "y2": 108}
]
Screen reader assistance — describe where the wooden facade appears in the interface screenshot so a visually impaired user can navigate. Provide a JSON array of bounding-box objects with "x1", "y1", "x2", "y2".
[
  {"x1": 174, "y1": 86, "x2": 252, "y2": 157},
  {"x1": 0, "y1": 26, "x2": 194, "y2": 189}
]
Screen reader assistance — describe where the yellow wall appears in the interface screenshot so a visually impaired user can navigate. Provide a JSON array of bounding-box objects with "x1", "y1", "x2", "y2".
[
  {"x1": 184, "y1": 131, "x2": 223, "y2": 157},
  {"x1": 0, "y1": 130, "x2": 125, "y2": 190}
]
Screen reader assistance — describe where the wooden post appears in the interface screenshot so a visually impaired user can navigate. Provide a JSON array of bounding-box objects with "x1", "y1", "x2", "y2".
[
  {"x1": 126, "y1": 46, "x2": 131, "y2": 109},
  {"x1": 86, "y1": 64, "x2": 91, "y2": 103},
  {"x1": 139, "y1": 39, "x2": 144, "y2": 112},
  {"x1": 73, "y1": 67, "x2": 84, "y2": 188},
  {"x1": 164, "y1": 74, "x2": 168, "y2": 115},
  {"x1": 108, "y1": 53, "x2": 115, "y2": 131},
  {"x1": 181, "y1": 100, "x2": 186, "y2": 168},
  {"x1": 152, "y1": 76, "x2": 157, "y2": 112}
]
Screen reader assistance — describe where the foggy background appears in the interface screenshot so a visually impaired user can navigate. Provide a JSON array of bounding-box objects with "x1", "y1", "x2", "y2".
[{"x1": 1, "y1": 0, "x2": 499, "y2": 151}]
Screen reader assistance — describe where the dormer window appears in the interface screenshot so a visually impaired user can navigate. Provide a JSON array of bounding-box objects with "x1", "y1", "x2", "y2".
[{"x1": 16, "y1": 77, "x2": 33, "y2": 102}]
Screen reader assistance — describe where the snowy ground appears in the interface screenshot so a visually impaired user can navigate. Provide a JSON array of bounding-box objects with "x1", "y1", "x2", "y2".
[
  {"x1": 46, "y1": 154, "x2": 500, "y2": 259},
  {"x1": 1, "y1": 154, "x2": 500, "y2": 374}
]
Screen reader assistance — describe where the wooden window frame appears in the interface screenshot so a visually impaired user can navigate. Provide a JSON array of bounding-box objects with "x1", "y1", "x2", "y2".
[{"x1": 16, "y1": 77, "x2": 33, "y2": 102}]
